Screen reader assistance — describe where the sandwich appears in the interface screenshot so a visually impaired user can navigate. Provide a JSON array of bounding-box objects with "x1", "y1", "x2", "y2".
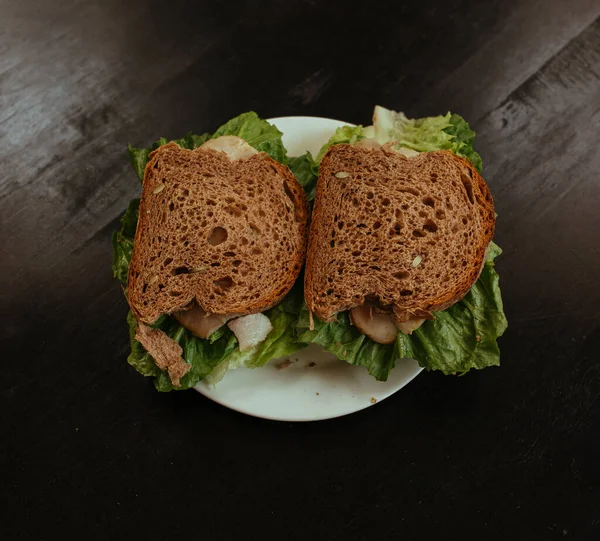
[
  {"x1": 113, "y1": 107, "x2": 507, "y2": 390},
  {"x1": 298, "y1": 106, "x2": 507, "y2": 379},
  {"x1": 112, "y1": 113, "x2": 310, "y2": 390}
]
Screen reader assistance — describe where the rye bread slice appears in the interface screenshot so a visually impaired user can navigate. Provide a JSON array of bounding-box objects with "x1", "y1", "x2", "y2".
[
  {"x1": 304, "y1": 145, "x2": 495, "y2": 324},
  {"x1": 128, "y1": 141, "x2": 310, "y2": 324}
]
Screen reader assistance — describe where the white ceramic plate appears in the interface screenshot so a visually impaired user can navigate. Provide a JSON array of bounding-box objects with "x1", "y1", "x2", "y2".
[{"x1": 194, "y1": 116, "x2": 422, "y2": 421}]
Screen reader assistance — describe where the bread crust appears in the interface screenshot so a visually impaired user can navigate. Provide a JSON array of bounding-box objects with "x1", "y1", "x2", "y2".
[
  {"x1": 304, "y1": 146, "x2": 495, "y2": 324},
  {"x1": 128, "y1": 142, "x2": 310, "y2": 324}
]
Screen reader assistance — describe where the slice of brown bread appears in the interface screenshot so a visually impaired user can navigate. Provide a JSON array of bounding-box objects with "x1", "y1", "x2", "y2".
[
  {"x1": 304, "y1": 145, "x2": 495, "y2": 324},
  {"x1": 128, "y1": 140, "x2": 310, "y2": 324}
]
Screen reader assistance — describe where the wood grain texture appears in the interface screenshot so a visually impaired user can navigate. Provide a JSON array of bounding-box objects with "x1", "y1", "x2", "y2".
[{"x1": 2, "y1": 1, "x2": 599, "y2": 539}]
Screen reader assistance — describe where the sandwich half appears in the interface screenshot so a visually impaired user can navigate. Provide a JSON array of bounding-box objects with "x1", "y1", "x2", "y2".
[
  {"x1": 299, "y1": 106, "x2": 507, "y2": 379},
  {"x1": 113, "y1": 113, "x2": 310, "y2": 390}
]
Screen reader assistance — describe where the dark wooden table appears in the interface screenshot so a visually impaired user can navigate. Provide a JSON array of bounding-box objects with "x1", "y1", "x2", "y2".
[{"x1": 3, "y1": 1, "x2": 599, "y2": 538}]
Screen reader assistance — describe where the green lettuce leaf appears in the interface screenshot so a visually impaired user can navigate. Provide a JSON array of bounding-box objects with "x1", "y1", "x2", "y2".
[
  {"x1": 296, "y1": 310, "x2": 401, "y2": 381},
  {"x1": 111, "y1": 198, "x2": 139, "y2": 284},
  {"x1": 316, "y1": 125, "x2": 365, "y2": 162},
  {"x1": 443, "y1": 114, "x2": 482, "y2": 171},
  {"x1": 371, "y1": 106, "x2": 482, "y2": 170},
  {"x1": 288, "y1": 152, "x2": 319, "y2": 201},
  {"x1": 117, "y1": 112, "x2": 302, "y2": 390},
  {"x1": 211, "y1": 112, "x2": 287, "y2": 163},
  {"x1": 298, "y1": 243, "x2": 507, "y2": 380},
  {"x1": 127, "y1": 112, "x2": 284, "y2": 181}
]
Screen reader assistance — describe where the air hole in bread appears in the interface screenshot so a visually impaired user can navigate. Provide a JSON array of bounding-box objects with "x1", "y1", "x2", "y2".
[
  {"x1": 389, "y1": 223, "x2": 402, "y2": 236},
  {"x1": 393, "y1": 270, "x2": 409, "y2": 279},
  {"x1": 462, "y1": 217, "x2": 468, "y2": 225},
  {"x1": 352, "y1": 197, "x2": 359, "y2": 206},
  {"x1": 460, "y1": 172, "x2": 475, "y2": 204},
  {"x1": 206, "y1": 199, "x2": 217, "y2": 206},
  {"x1": 400, "y1": 289, "x2": 413, "y2": 296},
  {"x1": 401, "y1": 204, "x2": 408, "y2": 210},
  {"x1": 208, "y1": 227, "x2": 228, "y2": 246},
  {"x1": 373, "y1": 221, "x2": 382, "y2": 230},
  {"x1": 430, "y1": 173, "x2": 438, "y2": 182},
  {"x1": 223, "y1": 251, "x2": 236, "y2": 257},
  {"x1": 213, "y1": 277, "x2": 233, "y2": 289},
  {"x1": 250, "y1": 223, "x2": 261, "y2": 234},
  {"x1": 352, "y1": 250, "x2": 361, "y2": 257},
  {"x1": 382, "y1": 198, "x2": 390, "y2": 206},
  {"x1": 400, "y1": 187, "x2": 420, "y2": 196},
  {"x1": 251, "y1": 247, "x2": 262, "y2": 255},
  {"x1": 422, "y1": 197, "x2": 435, "y2": 208},
  {"x1": 226, "y1": 206, "x2": 242, "y2": 217},
  {"x1": 412, "y1": 229, "x2": 425, "y2": 238},
  {"x1": 163, "y1": 257, "x2": 173, "y2": 266},
  {"x1": 169, "y1": 202, "x2": 175, "y2": 211},
  {"x1": 367, "y1": 192, "x2": 374, "y2": 199},
  {"x1": 240, "y1": 237, "x2": 249, "y2": 246},
  {"x1": 172, "y1": 266, "x2": 190, "y2": 275},
  {"x1": 423, "y1": 220, "x2": 438, "y2": 233},
  {"x1": 418, "y1": 210, "x2": 427, "y2": 218},
  {"x1": 435, "y1": 210, "x2": 446, "y2": 220}
]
